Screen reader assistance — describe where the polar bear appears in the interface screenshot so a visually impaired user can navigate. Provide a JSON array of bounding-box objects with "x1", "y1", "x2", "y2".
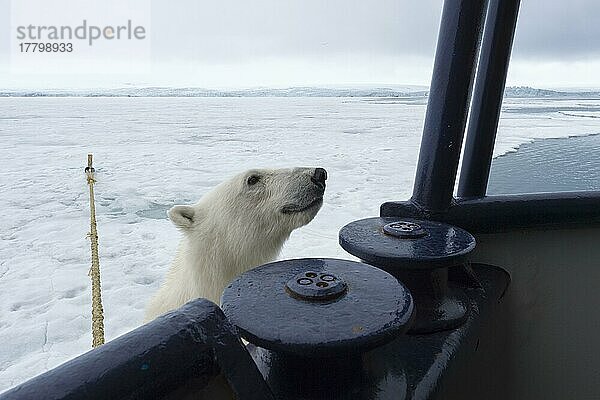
[{"x1": 144, "y1": 167, "x2": 327, "y2": 322}]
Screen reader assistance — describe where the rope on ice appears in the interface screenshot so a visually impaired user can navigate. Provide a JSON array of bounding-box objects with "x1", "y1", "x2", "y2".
[{"x1": 85, "y1": 154, "x2": 105, "y2": 347}]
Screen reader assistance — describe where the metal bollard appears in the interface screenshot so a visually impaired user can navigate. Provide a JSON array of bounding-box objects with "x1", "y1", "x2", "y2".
[
  {"x1": 221, "y1": 258, "x2": 414, "y2": 399},
  {"x1": 339, "y1": 217, "x2": 476, "y2": 333}
]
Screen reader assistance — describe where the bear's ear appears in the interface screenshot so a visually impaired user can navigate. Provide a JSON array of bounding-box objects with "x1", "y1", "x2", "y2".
[{"x1": 168, "y1": 205, "x2": 196, "y2": 230}]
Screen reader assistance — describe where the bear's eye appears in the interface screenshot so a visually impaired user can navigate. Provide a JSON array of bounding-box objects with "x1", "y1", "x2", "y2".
[{"x1": 247, "y1": 175, "x2": 260, "y2": 185}]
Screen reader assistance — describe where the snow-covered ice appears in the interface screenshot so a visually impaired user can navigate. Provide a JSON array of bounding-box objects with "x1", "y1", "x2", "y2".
[{"x1": 0, "y1": 96, "x2": 599, "y2": 392}]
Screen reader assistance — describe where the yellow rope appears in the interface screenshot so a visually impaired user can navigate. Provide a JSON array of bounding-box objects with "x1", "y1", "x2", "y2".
[{"x1": 85, "y1": 154, "x2": 105, "y2": 347}]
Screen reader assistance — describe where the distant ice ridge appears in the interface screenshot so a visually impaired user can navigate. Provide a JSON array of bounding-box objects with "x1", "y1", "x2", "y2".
[
  {"x1": 2, "y1": 85, "x2": 599, "y2": 98},
  {"x1": 0, "y1": 86, "x2": 427, "y2": 98},
  {"x1": 502, "y1": 86, "x2": 600, "y2": 98}
]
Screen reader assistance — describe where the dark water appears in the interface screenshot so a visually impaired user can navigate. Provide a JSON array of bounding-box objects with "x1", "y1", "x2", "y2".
[{"x1": 488, "y1": 134, "x2": 600, "y2": 194}]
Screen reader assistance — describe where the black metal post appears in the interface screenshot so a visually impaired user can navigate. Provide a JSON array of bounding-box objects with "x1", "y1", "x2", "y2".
[
  {"x1": 411, "y1": 0, "x2": 488, "y2": 213},
  {"x1": 457, "y1": 0, "x2": 522, "y2": 199}
]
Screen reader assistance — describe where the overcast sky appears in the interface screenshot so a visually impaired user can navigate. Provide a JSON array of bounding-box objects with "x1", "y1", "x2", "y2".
[{"x1": 1, "y1": 0, "x2": 599, "y2": 89}]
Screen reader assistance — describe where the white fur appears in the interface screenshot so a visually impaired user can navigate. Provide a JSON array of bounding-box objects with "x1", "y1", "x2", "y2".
[{"x1": 144, "y1": 167, "x2": 325, "y2": 321}]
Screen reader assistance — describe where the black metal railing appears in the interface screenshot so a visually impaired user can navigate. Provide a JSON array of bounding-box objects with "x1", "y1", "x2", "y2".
[
  {"x1": 411, "y1": 0, "x2": 487, "y2": 212},
  {"x1": 457, "y1": 0, "x2": 521, "y2": 199},
  {"x1": 0, "y1": 300, "x2": 274, "y2": 400},
  {"x1": 387, "y1": 0, "x2": 600, "y2": 231}
]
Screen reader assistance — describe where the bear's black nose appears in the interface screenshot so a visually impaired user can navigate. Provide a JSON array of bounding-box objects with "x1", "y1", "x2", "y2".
[{"x1": 311, "y1": 167, "x2": 327, "y2": 189}]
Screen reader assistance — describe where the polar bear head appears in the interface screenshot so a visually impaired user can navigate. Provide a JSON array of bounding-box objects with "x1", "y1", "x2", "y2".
[
  {"x1": 167, "y1": 167, "x2": 327, "y2": 255},
  {"x1": 143, "y1": 167, "x2": 327, "y2": 320}
]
